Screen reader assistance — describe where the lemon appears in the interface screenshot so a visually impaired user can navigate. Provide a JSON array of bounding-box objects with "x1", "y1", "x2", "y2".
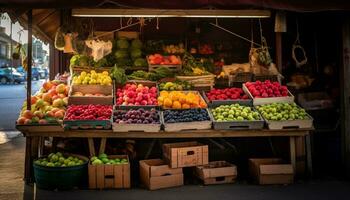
[
  {"x1": 91, "y1": 70, "x2": 96, "y2": 74},
  {"x1": 89, "y1": 79, "x2": 97, "y2": 84},
  {"x1": 102, "y1": 71, "x2": 109, "y2": 76},
  {"x1": 80, "y1": 71, "x2": 87, "y2": 77}
]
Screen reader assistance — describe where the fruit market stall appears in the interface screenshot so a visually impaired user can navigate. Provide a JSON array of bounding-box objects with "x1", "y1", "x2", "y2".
[{"x1": 3, "y1": 4, "x2": 326, "y2": 190}]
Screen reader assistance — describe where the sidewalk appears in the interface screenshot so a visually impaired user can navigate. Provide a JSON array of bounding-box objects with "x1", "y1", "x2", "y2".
[{"x1": 1, "y1": 136, "x2": 349, "y2": 200}]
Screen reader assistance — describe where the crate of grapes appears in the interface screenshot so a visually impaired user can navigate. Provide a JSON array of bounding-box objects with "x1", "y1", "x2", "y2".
[
  {"x1": 112, "y1": 107, "x2": 161, "y2": 132},
  {"x1": 162, "y1": 109, "x2": 212, "y2": 132},
  {"x1": 209, "y1": 104, "x2": 264, "y2": 130},
  {"x1": 256, "y1": 103, "x2": 314, "y2": 130}
]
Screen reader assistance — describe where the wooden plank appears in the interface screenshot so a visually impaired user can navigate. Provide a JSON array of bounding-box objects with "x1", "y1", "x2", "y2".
[
  {"x1": 99, "y1": 138, "x2": 107, "y2": 155},
  {"x1": 24, "y1": 137, "x2": 33, "y2": 184},
  {"x1": 23, "y1": 129, "x2": 311, "y2": 138},
  {"x1": 290, "y1": 137, "x2": 296, "y2": 173},
  {"x1": 88, "y1": 138, "x2": 95, "y2": 157},
  {"x1": 96, "y1": 165, "x2": 105, "y2": 189}
]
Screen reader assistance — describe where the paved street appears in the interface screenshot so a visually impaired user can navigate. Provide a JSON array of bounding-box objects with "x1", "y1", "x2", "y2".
[{"x1": 0, "y1": 80, "x2": 43, "y2": 131}]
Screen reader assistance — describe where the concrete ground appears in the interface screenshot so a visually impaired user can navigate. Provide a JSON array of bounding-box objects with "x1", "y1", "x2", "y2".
[{"x1": 0, "y1": 136, "x2": 350, "y2": 200}]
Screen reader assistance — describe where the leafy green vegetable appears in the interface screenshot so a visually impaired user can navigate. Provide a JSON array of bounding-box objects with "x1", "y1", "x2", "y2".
[{"x1": 111, "y1": 65, "x2": 128, "y2": 85}]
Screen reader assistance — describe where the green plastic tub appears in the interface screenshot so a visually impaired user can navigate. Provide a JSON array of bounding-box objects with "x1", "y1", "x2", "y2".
[{"x1": 33, "y1": 154, "x2": 88, "y2": 190}]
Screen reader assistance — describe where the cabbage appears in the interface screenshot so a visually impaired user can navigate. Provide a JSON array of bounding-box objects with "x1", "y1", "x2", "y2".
[
  {"x1": 116, "y1": 39, "x2": 129, "y2": 49},
  {"x1": 115, "y1": 50, "x2": 129, "y2": 59},
  {"x1": 130, "y1": 49, "x2": 142, "y2": 59},
  {"x1": 134, "y1": 58, "x2": 148, "y2": 67},
  {"x1": 131, "y1": 39, "x2": 142, "y2": 49}
]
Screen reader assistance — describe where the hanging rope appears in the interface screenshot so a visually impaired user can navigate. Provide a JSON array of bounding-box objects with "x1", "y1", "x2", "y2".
[
  {"x1": 209, "y1": 22, "x2": 261, "y2": 47},
  {"x1": 292, "y1": 18, "x2": 308, "y2": 68}
]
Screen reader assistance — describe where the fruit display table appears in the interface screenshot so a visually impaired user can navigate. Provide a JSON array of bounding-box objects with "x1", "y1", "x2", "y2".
[{"x1": 17, "y1": 126, "x2": 313, "y2": 184}]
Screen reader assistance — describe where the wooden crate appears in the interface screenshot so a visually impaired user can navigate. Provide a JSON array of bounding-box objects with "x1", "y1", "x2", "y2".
[
  {"x1": 249, "y1": 158, "x2": 294, "y2": 185},
  {"x1": 162, "y1": 109, "x2": 212, "y2": 132},
  {"x1": 202, "y1": 91, "x2": 253, "y2": 107},
  {"x1": 242, "y1": 83, "x2": 295, "y2": 106},
  {"x1": 112, "y1": 108, "x2": 161, "y2": 132},
  {"x1": 68, "y1": 84, "x2": 114, "y2": 105},
  {"x1": 147, "y1": 55, "x2": 182, "y2": 72},
  {"x1": 163, "y1": 141, "x2": 209, "y2": 168},
  {"x1": 208, "y1": 108, "x2": 264, "y2": 130},
  {"x1": 139, "y1": 159, "x2": 183, "y2": 190},
  {"x1": 63, "y1": 119, "x2": 112, "y2": 130},
  {"x1": 116, "y1": 31, "x2": 139, "y2": 39},
  {"x1": 88, "y1": 155, "x2": 130, "y2": 189},
  {"x1": 176, "y1": 74, "x2": 215, "y2": 89},
  {"x1": 264, "y1": 116, "x2": 313, "y2": 130},
  {"x1": 115, "y1": 80, "x2": 159, "y2": 109},
  {"x1": 195, "y1": 161, "x2": 237, "y2": 185},
  {"x1": 161, "y1": 90, "x2": 207, "y2": 110},
  {"x1": 70, "y1": 66, "x2": 112, "y2": 76}
]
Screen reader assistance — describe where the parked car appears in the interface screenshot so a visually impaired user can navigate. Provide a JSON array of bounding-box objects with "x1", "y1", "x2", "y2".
[
  {"x1": 0, "y1": 68, "x2": 25, "y2": 84},
  {"x1": 37, "y1": 68, "x2": 49, "y2": 79},
  {"x1": 17, "y1": 66, "x2": 41, "y2": 81}
]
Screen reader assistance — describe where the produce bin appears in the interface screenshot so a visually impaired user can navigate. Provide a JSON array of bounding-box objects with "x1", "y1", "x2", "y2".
[
  {"x1": 139, "y1": 159, "x2": 183, "y2": 190},
  {"x1": 249, "y1": 158, "x2": 294, "y2": 185},
  {"x1": 88, "y1": 155, "x2": 130, "y2": 189},
  {"x1": 202, "y1": 91, "x2": 252, "y2": 107},
  {"x1": 163, "y1": 141, "x2": 209, "y2": 168},
  {"x1": 33, "y1": 154, "x2": 88, "y2": 190},
  {"x1": 195, "y1": 161, "x2": 237, "y2": 185},
  {"x1": 243, "y1": 83, "x2": 295, "y2": 106},
  {"x1": 68, "y1": 84, "x2": 114, "y2": 105},
  {"x1": 208, "y1": 106, "x2": 264, "y2": 130},
  {"x1": 113, "y1": 107, "x2": 162, "y2": 132}
]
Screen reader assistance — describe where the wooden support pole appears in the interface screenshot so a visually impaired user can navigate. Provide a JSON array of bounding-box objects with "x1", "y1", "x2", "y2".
[
  {"x1": 275, "y1": 32, "x2": 283, "y2": 72},
  {"x1": 26, "y1": 10, "x2": 33, "y2": 110}
]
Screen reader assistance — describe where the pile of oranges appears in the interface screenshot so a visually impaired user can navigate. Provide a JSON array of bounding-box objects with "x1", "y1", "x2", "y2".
[{"x1": 157, "y1": 91, "x2": 207, "y2": 109}]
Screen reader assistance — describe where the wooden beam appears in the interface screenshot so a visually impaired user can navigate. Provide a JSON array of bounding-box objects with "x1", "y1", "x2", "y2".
[
  {"x1": 341, "y1": 18, "x2": 350, "y2": 178},
  {"x1": 26, "y1": 10, "x2": 32, "y2": 110},
  {"x1": 275, "y1": 32, "x2": 283, "y2": 72}
]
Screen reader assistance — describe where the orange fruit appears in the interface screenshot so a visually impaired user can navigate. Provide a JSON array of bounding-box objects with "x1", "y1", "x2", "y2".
[
  {"x1": 199, "y1": 101, "x2": 207, "y2": 108},
  {"x1": 172, "y1": 101, "x2": 181, "y2": 109},
  {"x1": 182, "y1": 103, "x2": 190, "y2": 109},
  {"x1": 163, "y1": 98, "x2": 173, "y2": 108},
  {"x1": 160, "y1": 91, "x2": 169, "y2": 97},
  {"x1": 179, "y1": 95, "x2": 187, "y2": 104}
]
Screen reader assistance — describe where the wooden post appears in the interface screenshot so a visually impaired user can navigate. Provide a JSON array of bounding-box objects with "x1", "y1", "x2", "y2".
[
  {"x1": 341, "y1": 18, "x2": 350, "y2": 178},
  {"x1": 26, "y1": 10, "x2": 33, "y2": 110},
  {"x1": 275, "y1": 12, "x2": 286, "y2": 73},
  {"x1": 275, "y1": 32, "x2": 282, "y2": 72}
]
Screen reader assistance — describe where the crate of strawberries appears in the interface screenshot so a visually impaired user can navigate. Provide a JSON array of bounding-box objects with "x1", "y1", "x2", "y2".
[
  {"x1": 243, "y1": 80, "x2": 294, "y2": 106},
  {"x1": 63, "y1": 105, "x2": 113, "y2": 129},
  {"x1": 113, "y1": 108, "x2": 161, "y2": 132},
  {"x1": 203, "y1": 88, "x2": 252, "y2": 107}
]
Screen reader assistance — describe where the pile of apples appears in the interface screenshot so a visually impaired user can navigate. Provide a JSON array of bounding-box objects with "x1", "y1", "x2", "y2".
[
  {"x1": 245, "y1": 80, "x2": 289, "y2": 98},
  {"x1": 17, "y1": 80, "x2": 69, "y2": 125},
  {"x1": 206, "y1": 88, "x2": 249, "y2": 101},
  {"x1": 116, "y1": 83, "x2": 158, "y2": 106},
  {"x1": 148, "y1": 54, "x2": 181, "y2": 65},
  {"x1": 72, "y1": 92, "x2": 111, "y2": 97},
  {"x1": 198, "y1": 44, "x2": 214, "y2": 54},
  {"x1": 64, "y1": 105, "x2": 113, "y2": 120}
]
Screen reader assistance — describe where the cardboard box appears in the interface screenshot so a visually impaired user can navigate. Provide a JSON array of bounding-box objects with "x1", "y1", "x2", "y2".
[
  {"x1": 163, "y1": 141, "x2": 209, "y2": 168},
  {"x1": 195, "y1": 161, "x2": 237, "y2": 185},
  {"x1": 88, "y1": 155, "x2": 130, "y2": 189},
  {"x1": 249, "y1": 158, "x2": 294, "y2": 185},
  {"x1": 139, "y1": 159, "x2": 183, "y2": 190}
]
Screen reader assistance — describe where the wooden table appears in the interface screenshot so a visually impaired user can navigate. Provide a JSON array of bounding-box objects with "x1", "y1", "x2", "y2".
[{"x1": 18, "y1": 125, "x2": 313, "y2": 184}]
